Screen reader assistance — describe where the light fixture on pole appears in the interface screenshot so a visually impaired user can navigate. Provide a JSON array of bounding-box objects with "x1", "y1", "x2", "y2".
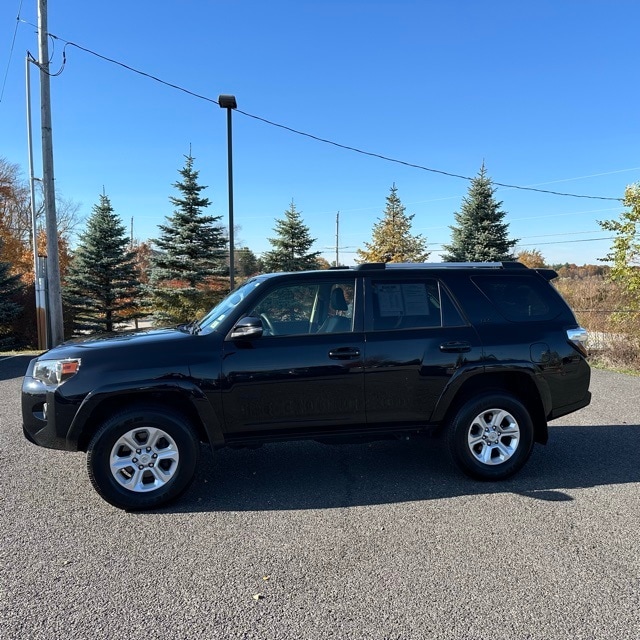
[{"x1": 218, "y1": 94, "x2": 237, "y2": 290}]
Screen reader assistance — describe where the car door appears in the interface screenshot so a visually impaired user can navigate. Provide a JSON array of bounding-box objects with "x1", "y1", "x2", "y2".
[
  {"x1": 363, "y1": 275, "x2": 483, "y2": 427},
  {"x1": 220, "y1": 276, "x2": 366, "y2": 436}
]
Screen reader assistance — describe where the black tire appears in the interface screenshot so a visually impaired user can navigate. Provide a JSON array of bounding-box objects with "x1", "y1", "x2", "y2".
[
  {"x1": 447, "y1": 393, "x2": 534, "y2": 481},
  {"x1": 87, "y1": 405, "x2": 200, "y2": 510}
]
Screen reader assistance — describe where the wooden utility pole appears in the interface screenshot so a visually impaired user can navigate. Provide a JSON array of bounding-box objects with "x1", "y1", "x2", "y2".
[
  {"x1": 38, "y1": 0, "x2": 64, "y2": 346},
  {"x1": 335, "y1": 212, "x2": 340, "y2": 266}
]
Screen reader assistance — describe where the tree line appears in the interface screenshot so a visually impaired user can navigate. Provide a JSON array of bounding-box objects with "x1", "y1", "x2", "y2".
[{"x1": 1, "y1": 153, "x2": 639, "y2": 349}]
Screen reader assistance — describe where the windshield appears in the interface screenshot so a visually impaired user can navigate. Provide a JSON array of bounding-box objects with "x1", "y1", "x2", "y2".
[{"x1": 196, "y1": 278, "x2": 263, "y2": 334}]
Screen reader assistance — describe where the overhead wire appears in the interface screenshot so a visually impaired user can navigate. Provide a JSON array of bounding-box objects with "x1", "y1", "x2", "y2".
[
  {"x1": 8, "y1": 23, "x2": 635, "y2": 256},
  {"x1": 234, "y1": 109, "x2": 627, "y2": 203},
  {"x1": 19, "y1": 26, "x2": 625, "y2": 204},
  {"x1": 0, "y1": 0, "x2": 25, "y2": 103}
]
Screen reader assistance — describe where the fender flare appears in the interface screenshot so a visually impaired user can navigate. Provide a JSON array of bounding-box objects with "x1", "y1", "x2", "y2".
[
  {"x1": 431, "y1": 362, "x2": 552, "y2": 441},
  {"x1": 67, "y1": 379, "x2": 225, "y2": 448}
]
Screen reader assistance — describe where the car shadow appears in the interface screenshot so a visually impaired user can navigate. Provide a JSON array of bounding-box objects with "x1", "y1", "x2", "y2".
[
  {"x1": 160, "y1": 423, "x2": 640, "y2": 514},
  {"x1": 0, "y1": 355, "x2": 35, "y2": 382}
]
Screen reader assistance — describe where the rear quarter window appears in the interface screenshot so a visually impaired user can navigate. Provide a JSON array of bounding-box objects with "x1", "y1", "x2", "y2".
[{"x1": 472, "y1": 275, "x2": 562, "y2": 322}]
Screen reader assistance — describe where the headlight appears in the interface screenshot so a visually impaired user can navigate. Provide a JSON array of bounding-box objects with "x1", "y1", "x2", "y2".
[{"x1": 33, "y1": 359, "x2": 81, "y2": 386}]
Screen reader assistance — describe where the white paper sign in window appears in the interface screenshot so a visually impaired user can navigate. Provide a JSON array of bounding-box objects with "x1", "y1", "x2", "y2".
[
  {"x1": 377, "y1": 284, "x2": 404, "y2": 317},
  {"x1": 376, "y1": 282, "x2": 431, "y2": 317},
  {"x1": 402, "y1": 283, "x2": 430, "y2": 315}
]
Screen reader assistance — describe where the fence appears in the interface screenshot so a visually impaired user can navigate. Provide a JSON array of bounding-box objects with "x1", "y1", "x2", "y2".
[{"x1": 573, "y1": 309, "x2": 640, "y2": 370}]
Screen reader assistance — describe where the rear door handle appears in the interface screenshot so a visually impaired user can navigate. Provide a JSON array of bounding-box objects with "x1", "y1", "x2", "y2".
[
  {"x1": 329, "y1": 347, "x2": 361, "y2": 360},
  {"x1": 440, "y1": 341, "x2": 471, "y2": 353}
]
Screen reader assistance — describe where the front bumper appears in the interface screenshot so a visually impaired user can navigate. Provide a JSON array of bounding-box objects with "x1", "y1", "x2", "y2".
[{"x1": 21, "y1": 368, "x2": 80, "y2": 451}]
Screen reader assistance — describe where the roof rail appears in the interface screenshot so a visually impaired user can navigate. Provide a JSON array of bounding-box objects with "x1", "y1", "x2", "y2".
[
  {"x1": 385, "y1": 262, "x2": 500, "y2": 270},
  {"x1": 352, "y1": 263, "x2": 386, "y2": 271},
  {"x1": 352, "y1": 261, "x2": 528, "y2": 271},
  {"x1": 385, "y1": 261, "x2": 527, "y2": 270}
]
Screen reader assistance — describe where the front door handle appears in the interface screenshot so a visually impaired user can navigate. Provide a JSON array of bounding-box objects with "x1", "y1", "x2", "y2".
[
  {"x1": 440, "y1": 341, "x2": 471, "y2": 353},
  {"x1": 329, "y1": 347, "x2": 361, "y2": 360}
]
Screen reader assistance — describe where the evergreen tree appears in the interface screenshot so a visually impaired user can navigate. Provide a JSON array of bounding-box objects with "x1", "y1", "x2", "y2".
[
  {"x1": 442, "y1": 164, "x2": 517, "y2": 262},
  {"x1": 64, "y1": 193, "x2": 142, "y2": 334},
  {"x1": 149, "y1": 154, "x2": 228, "y2": 324},
  {"x1": 236, "y1": 246, "x2": 261, "y2": 279},
  {"x1": 262, "y1": 200, "x2": 320, "y2": 272},
  {"x1": 357, "y1": 184, "x2": 429, "y2": 263},
  {"x1": 0, "y1": 252, "x2": 23, "y2": 349}
]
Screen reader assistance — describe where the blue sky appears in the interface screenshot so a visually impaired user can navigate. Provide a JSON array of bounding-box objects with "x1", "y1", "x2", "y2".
[{"x1": 1, "y1": 0, "x2": 639, "y2": 266}]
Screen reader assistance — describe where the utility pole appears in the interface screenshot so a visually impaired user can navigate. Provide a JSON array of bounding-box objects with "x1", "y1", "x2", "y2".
[
  {"x1": 25, "y1": 55, "x2": 47, "y2": 349},
  {"x1": 325, "y1": 212, "x2": 352, "y2": 266},
  {"x1": 38, "y1": 0, "x2": 64, "y2": 347},
  {"x1": 335, "y1": 211, "x2": 340, "y2": 266}
]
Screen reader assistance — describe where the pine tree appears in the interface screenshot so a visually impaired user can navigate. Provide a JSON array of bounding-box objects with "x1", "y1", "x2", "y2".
[
  {"x1": 64, "y1": 193, "x2": 142, "y2": 334},
  {"x1": 236, "y1": 246, "x2": 261, "y2": 278},
  {"x1": 149, "y1": 154, "x2": 228, "y2": 324},
  {"x1": 262, "y1": 200, "x2": 320, "y2": 272},
  {"x1": 442, "y1": 164, "x2": 517, "y2": 262},
  {"x1": 0, "y1": 251, "x2": 23, "y2": 349},
  {"x1": 357, "y1": 184, "x2": 429, "y2": 263}
]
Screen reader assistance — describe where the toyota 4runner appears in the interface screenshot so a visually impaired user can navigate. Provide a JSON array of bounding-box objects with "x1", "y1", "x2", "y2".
[{"x1": 22, "y1": 262, "x2": 591, "y2": 510}]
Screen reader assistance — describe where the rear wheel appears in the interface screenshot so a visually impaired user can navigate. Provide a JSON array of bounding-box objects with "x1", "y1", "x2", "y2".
[
  {"x1": 447, "y1": 393, "x2": 534, "y2": 480},
  {"x1": 87, "y1": 405, "x2": 199, "y2": 510}
]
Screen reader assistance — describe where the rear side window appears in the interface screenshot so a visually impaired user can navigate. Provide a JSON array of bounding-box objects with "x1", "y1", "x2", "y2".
[
  {"x1": 472, "y1": 275, "x2": 559, "y2": 321},
  {"x1": 368, "y1": 278, "x2": 465, "y2": 330}
]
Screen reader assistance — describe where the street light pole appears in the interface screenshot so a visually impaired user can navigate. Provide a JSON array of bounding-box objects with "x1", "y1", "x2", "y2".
[{"x1": 218, "y1": 94, "x2": 237, "y2": 290}]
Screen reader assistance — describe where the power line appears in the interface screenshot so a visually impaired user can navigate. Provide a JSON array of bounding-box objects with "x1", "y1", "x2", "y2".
[
  {"x1": 0, "y1": 0, "x2": 24, "y2": 103},
  {"x1": 59, "y1": 38, "x2": 218, "y2": 104},
  {"x1": 233, "y1": 110, "x2": 626, "y2": 203},
  {"x1": 339, "y1": 233, "x2": 640, "y2": 254},
  {"x1": 515, "y1": 229, "x2": 607, "y2": 240},
  {"x1": 517, "y1": 236, "x2": 617, "y2": 247},
  {"x1": 24, "y1": 26, "x2": 625, "y2": 204}
]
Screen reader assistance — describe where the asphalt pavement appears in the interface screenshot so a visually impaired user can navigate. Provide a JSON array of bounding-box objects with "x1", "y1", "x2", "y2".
[{"x1": 1, "y1": 355, "x2": 639, "y2": 639}]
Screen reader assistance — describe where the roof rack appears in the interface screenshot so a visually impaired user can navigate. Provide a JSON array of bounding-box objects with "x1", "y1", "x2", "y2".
[{"x1": 353, "y1": 261, "x2": 527, "y2": 271}]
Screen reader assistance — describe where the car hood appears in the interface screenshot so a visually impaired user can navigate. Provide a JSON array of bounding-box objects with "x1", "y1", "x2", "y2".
[{"x1": 39, "y1": 327, "x2": 205, "y2": 360}]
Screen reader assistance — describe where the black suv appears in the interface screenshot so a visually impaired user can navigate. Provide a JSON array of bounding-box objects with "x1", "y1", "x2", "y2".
[{"x1": 22, "y1": 262, "x2": 591, "y2": 510}]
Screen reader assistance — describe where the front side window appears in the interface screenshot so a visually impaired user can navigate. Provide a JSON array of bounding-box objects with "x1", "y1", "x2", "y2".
[{"x1": 250, "y1": 279, "x2": 356, "y2": 336}]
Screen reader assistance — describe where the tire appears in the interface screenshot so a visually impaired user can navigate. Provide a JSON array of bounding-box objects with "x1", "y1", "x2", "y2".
[
  {"x1": 87, "y1": 405, "x2": 200, "y2": 510},
  {"x1": 447, "y1": 393, "x2": 534, "y2": 481}
]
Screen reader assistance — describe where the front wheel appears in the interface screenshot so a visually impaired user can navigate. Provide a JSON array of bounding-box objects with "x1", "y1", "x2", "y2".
[
  {"x1": 447, "y1": 393, "x2": 534, "y2": 481},
  {"x1": 87, "y1": 405, "x2": 200, "y2": 510}
]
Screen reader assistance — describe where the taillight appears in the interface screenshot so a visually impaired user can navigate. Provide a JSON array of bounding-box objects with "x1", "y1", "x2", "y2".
[{"x1": 567, "y1": 327, "x2": 588, "y2": 356}]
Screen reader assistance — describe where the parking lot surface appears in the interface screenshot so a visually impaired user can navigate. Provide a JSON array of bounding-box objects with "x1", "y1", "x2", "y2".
[{"x1": 1, "y1": 355, "x2": 639, "y2": 639}]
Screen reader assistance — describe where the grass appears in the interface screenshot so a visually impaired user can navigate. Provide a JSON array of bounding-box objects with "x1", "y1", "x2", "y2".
[
  {"x1": 589, "y1": 358, "x2": 640, "y2": 377},
  {"x1": 0, "y1": 350, "x2": 44, "y2": 357}
]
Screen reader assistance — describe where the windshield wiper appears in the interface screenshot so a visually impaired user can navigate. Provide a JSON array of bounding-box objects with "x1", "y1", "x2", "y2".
[{"x1": 178, "y1": 320, "x2": 199, "y2": 334}]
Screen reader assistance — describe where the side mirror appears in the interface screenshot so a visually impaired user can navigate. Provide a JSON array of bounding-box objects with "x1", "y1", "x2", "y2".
[{"x1": 230, "y1": 316, "x2": 263, "y2": 340}]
